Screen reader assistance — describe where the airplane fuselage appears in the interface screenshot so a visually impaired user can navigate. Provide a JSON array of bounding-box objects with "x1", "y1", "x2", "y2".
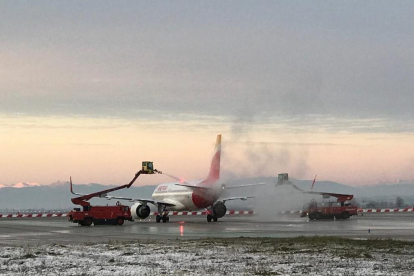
[{"x1": 152, "y1": 181, "x2": 221, "y2": 211}]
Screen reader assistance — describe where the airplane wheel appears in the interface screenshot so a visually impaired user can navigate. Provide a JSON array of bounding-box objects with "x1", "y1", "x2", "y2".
[
  {"x1": 156, "y1": 215, "x2": 161, "y2": 223},
  {"x1": 207, "y1": 214, "x2": 212, "y2": 222},
  {"x1": 213, "y1": 217, "x2": 218, "y2": 222},
  {"x1": 166, "y1": 216, "x2": 169, "y2": 222},
  {"x1": 162, "y1": 215, "x2": 167, "y2": 223}
]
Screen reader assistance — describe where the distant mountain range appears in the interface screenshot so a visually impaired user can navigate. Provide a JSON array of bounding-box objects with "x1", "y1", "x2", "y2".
[
  {"x1": 0, "y1": 182, "x2": 41, "y2": 189},
  {"x1": 0, "y1": 178, "x2": 413, "y2": 211}
]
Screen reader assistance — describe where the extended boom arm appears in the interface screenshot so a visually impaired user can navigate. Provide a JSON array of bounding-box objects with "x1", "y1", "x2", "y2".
[
  {"x1": 71, "y1": 161, "x2": 162, "y2": 206},
  {"x1": 71, "y1": 171, "x2": 143, "y2": 206}
]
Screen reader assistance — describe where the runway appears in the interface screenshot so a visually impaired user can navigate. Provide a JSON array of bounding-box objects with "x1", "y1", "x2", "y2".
[{"x1": 0, "y1": 213, "x2": 413, "y2": 246}]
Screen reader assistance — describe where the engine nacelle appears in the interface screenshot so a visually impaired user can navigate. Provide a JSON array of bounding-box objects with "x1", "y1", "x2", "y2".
[
  {"x1": 213, "y1": 201, "x2": 227, "y2": 218},
  {"x1": 131, "y1": 203, "x2": 151, "y2": 219}
]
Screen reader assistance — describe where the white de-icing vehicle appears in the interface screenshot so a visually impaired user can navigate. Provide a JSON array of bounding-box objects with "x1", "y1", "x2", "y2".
[{"x1": 109, "y1": 134, "x2": 261, "y2": 223}]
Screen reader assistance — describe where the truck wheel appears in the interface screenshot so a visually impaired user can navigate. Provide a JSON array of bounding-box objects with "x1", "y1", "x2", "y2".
[
  {"x1": 342, "y1": 213, "x2": 349, "y2": 219},
  {"x1": 68, "y1": 215, "x2": 73, "y2": 221},
  {"x1": 314, "y1": 213, "x2": 321, "y2": 220},
  {"x1": 116, "y1": 217, "x2": 124, "y2": 226},
  {"x1": 308, "y1": 214, "x2": 315, "y2": 220},
  {"x1": 83, "y1": 217, "x2": 93, "y2": 226},
  {"x1": 335, "y1": 215, "x2": 342, "y2": 219}
]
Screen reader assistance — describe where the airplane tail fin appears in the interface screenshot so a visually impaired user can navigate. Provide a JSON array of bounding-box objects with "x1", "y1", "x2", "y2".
[{"x1": 206, "y1": 134, "x2": 221, "y2": 182}]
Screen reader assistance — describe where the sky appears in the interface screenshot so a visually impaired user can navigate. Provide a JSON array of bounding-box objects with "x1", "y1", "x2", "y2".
[{"x1": 1, "y1": 1, "x2": 414, "y2": 186}]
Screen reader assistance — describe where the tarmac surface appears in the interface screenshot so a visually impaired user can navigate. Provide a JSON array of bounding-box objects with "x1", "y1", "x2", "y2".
[{"x1": 0, "y1": 213, "x2": 413, "y2": 246}]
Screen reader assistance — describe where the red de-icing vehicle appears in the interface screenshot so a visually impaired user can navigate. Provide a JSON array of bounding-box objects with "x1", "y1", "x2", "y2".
[
  {"x1": 68, "y1": 202, "x2": 132, "y2": 226},
  {"x1": 301, "y1": 199, "x2": 358, "y2": 220},
  {"x1": 276, "y1": 173, "x2": 358, "y2": 220},
  {"x1": 67, "y1": 162, "x2": 160, "y2": 226},
  {"x1": 298, "y1": 180, "x2": 358, "y2": 220}
]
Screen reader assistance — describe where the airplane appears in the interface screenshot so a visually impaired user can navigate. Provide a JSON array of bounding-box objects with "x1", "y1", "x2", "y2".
[{"x1": 70, "y1": 134, "x2": 263, "y2": 223}]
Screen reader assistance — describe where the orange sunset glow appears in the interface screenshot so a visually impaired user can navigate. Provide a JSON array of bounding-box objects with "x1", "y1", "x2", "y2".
[{"x1": 1, "y1": 2, "x2": 413, "y2": 188}]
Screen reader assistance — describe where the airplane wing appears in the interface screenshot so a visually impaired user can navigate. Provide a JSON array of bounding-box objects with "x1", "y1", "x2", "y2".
[
  {"x1": 70, "y1": 177, "x2": 87, "y2": 196},
  {"x1": 224, "y1": 183, "x2": 266, "y2": 189},
  {"x1": 101, "y1": 195, "x2": 176, "y2": 207},
  {"x1": 302, "y1": 191, "x2": 354, "y2": 201},
  {"x1": 70, "y1": 176, "x2": 175, "y2": 207},
  {"x1": 174, "y1": 184, "x2": 210, "y2": 190},
  {"x1": 288, "y1": 181, "x2": 353, "y2": 201},
  {"x1": 221, "y1": 196, "x2": 255, "y2": 203}
]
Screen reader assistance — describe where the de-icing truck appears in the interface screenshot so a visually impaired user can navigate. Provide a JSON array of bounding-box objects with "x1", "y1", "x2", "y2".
[{"x1": 67, "y1": 161, "x2": 160, "y2": 226}]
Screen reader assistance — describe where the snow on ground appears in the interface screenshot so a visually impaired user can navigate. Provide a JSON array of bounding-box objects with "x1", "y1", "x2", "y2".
[{"x1": 1, "y1": 237, "x2": 414, "y2": 275}]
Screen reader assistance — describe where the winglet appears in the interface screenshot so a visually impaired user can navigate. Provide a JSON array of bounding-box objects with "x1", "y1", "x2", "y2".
[
  {"x1": 311, "y1": 174, "x2": 317, "y2": 190},
  {"x1": 70, "y1": 176, "x2": 75, "y2": 194}
]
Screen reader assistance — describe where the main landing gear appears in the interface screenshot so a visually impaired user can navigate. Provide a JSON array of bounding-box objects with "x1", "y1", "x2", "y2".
[
  {"x1": 156, "y1": 205, "x2": 170, "y2": 223},
  {"x1": 207, "y1": 214, "x2": 218, "y2": 222},
  {"x1": 206, "y1": 201, "x2": 227, "y2": 223}
]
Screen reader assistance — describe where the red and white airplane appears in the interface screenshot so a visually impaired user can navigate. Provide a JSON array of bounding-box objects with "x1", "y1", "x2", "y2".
[{"x1": 103, "y1": 135, "x2": 258, "y2": 223}]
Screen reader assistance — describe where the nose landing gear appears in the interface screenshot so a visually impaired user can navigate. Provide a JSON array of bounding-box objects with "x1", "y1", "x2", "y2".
[{"x1": 156, "y1": 206, "x2": 170, "y2": 223}]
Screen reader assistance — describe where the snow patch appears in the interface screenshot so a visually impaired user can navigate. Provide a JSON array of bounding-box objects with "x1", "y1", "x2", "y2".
[{"x1": 0, "y1": 239, "x2": 413, "y2": 275}]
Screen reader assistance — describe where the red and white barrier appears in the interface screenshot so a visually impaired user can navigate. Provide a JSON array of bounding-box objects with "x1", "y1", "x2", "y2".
[
  {"x1": 279, "y1": 208, "x2": 414, "y2": 214},
  {"x1": 3, "y1": 208, "x2": 413, "y2": 218},
  {"x1": 0, "y1": 213, "x2": 64, "y2": 218},
  {"x1": 0, "y1": 210, "x2": 253, "y2": 218},
  {"x1": 151, "y1": 210, "x2": 254, "y2": 216},
  {"x1": 358, "y1": 208, "x2": 414, "y2": 213},
  {"x1": 279, "y1": 210, "x2": 302, "y2": 214}
]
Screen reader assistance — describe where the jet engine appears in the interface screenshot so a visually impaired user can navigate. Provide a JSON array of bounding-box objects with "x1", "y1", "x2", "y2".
[
  {"x1": 131, "y1": 202, "x2": 150, "y2": 219},
  {"x1": 212, "y1": 201, "x2": 227, "y2": 218}
]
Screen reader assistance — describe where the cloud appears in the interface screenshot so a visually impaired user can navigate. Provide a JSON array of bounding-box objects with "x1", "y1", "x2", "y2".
[{"x1": 1, "y1": 1, "x2": 414, "y2": 134}]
